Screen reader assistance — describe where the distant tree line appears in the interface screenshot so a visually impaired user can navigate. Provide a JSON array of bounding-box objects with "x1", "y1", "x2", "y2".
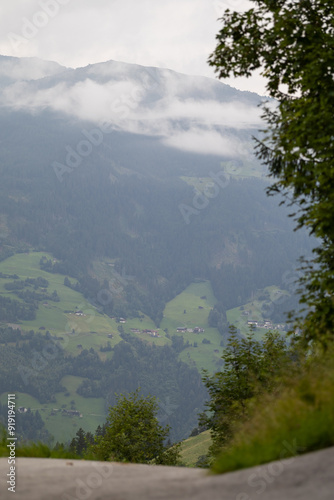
[
  {"x1": 0, "y1": 152, "x2": 313, "y2": 326},
  {"x1": 0, "y1": 327, "x2": 207, "y2": 442},
  {"x1": 0, "y1": 276, "x2": 60, "y2": 322}
]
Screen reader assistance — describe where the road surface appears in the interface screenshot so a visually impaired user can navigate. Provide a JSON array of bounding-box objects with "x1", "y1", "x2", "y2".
[{"x1": 0, "y1": 446, "x2": 333, "y2": 499}]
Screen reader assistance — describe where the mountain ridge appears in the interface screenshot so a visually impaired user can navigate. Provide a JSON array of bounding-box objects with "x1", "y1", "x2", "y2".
[
  {"x1": 0, "y1": 55, "x2": 311, "y2": 324},
  {"x1": 0, "y1": 54, "x2": 263, "y2": 161}
]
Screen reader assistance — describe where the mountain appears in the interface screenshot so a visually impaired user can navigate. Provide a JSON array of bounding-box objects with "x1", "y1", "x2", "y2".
[
  {"x1": 0, "y1": 55, "x2": 67, "y2": 88},
  {"x1": 0, "y1": 56, "x2": 263, "y2": 162},
  {"x1": 0, "y1": 56, "x2": 314, "y2": 443},
  {"x1": 0, "y1": 55, "x2": 264, "y2": 187},
  {"x1": 0, "y1": 56, "x2": 311, "y2": 323}
]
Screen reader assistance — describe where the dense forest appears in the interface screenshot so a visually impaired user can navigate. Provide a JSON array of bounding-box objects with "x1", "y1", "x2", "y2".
[
  {"x1": 0, "y1": 275, "x2": 60, "y2": 323},
  {"x1": 0, "y1": 326, "x2": 206, "y2": 442},
  {"x1": 0, "y1": 139, "x2": 312, "y2": 325},
  {"x1": 0, "y1": 60, "x2": 314, "y2": 326},
  {"x1": 0, "y1": 402, "x2": 50, "y2": 444},
  {"x1": 0, "y1": 57, "x2": 315, "y2": 447}
]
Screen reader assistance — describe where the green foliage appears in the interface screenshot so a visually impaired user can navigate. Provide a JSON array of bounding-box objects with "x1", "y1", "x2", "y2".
[
  {"x1": 209, "y1": 0, "x2": 334, "y2": 345},
  {"x1": 208, "y1": 303, "x2": 228, "y2": 336},
  {"x1": 212, "y1": 346, "x2": 334, "y2": 474},
  {"x1": 202, "y1": 326, "x2": 292, "y2": 458},
  {"x1": 93, "y1": 390, "x2": 181, "y2": 465},
  {"x1": 69, "y1": 427, "x2": 95, "y2": 457},
  {"x1": 179, "y1": 430, "x2": 212, "y2": 468},
  {"x1": 0, "y1": 325, "x2": 206, "y2": 443},
  {"x1": 0, "y1": 330, "x2": 68, "y2": 404},
  {"x1": 0, "y1": 424, "x2": 77, "y2": 459},
  {"x1": 0, "y1": 294, "x2": 37, "y2": 321},
  {"x1": 0, "y1": 140, "x2": 312, "y2": 325},
  {"x1": 0, "y1": 275, "x2": 60, "y2": 322}
]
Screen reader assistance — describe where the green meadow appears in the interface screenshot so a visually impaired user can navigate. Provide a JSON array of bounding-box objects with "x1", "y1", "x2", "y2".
[
  {"x1": 227, "y1": 285, "x2": 288, "y2": 339},
  {"x1": 0, "y1": 252, "x2": 288, "y2": 371},
  {"x1": 159, "y1": 281, "x2": 224, "y2": 373},
  {"x1": 0, "y1": 375, "x2": 106, "y2": 444},
  {"x1": 180, "y1": 430, "x2": 212, "y2": 467},
  {"x1": 0, "y1": 252, "x2": 121, "y2": 353},
  {"x1": 0, "y1": 252, "x2": 226, "y2": 373}
]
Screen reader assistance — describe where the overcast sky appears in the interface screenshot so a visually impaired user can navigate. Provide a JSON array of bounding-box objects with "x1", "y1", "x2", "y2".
[{"x1": 0, "y1": 0, "x2": 266, "y2": 95}]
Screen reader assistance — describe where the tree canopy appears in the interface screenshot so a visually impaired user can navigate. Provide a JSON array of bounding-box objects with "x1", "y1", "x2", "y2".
[
  {"x1": 94, "y1": 390, "x2": 181, "y2": 465},
  {"x1": 201, "y1": 326, "x2": 292, "y2": 458},
  {"x1": 209, "y1": 0, "x2": 334, "y2": 345}
]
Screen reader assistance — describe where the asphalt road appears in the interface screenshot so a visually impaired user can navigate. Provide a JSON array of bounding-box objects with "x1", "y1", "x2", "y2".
[{"x1": 0, "y1": 446, "x2": 333, "y2": 499}]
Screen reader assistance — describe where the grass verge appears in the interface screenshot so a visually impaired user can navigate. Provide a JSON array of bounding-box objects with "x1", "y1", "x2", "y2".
[
  {"x1": 212, "y1": 348, "x2": 334, "y2": 474},
  {"x1": 179, "y1": 430, "x2": 211, "y2": 467}
]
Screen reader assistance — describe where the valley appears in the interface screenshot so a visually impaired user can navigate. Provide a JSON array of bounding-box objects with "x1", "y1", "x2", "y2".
[
  {"x1": 0, "y1": 55, "x2": 313, "y2": 452},
  {"x1": 0, "y1": 250, "x2": 294, "y2": 444}
]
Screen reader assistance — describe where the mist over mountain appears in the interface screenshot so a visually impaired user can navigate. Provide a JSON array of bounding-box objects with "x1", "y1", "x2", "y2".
[
  {"x1": 0, "y1": 55, "x2": 67, "y2": 88},
  {"x1": 0, "y1": 55, "x2": 312, "y2": 322},
  {"x1": 0, "y1": 55, "x2": 315, "y2": 443},
  {"x1": 0, "y1": 56, "x2": 262, "y2": 157}
]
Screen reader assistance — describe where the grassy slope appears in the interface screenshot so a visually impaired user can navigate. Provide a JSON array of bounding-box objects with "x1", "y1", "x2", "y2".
[
  {"x1": 1, "y1": 252, "x2": 293, "y2": 449},
  {"x1": 1, "y1": 252, "x2": 287, "y2": 371},
  {"x1": 0, "y1": 252, "x2": 115, "y2": 442},
  {"x1": 0, "y1": 375, "x2": 106, "y2": 443},
  {"x1": 212, "y1": 349, "x2": 334, "y2": 474},
  {"x1": 227, "y1": 285, "x2": 289, "y2": 339},
  {"x1": 107, "y1": 280, "x2": 224, "y2": 373},
  {"x1": 0, "y1": 252, "x2": 122, "y2": 354},
  {"x1": 180, "y1": 430, "x2": 212, "y2": 467},
  {"x1": 160, "y1": 281, "x2": 224, "y2": 373}
]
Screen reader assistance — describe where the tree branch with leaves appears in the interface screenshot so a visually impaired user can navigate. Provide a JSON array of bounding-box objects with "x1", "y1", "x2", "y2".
[
  {"x1": 209, "y1": 0, "x2": 334, "y2": 346},
  {"x1": 93, "y1": 389, "x2": 181, "y2": 465}
]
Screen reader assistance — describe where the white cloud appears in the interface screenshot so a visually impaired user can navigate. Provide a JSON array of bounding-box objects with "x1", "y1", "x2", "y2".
[
  {"x1": 0, "y1": 0, "x2": 267, "y2": 94},
  {"x1": 1, "y1": 69, "x2": 262, "y2": 127},
  {"x1": 143, "y1": 98, "x2": 262, "y2": 129},
  {"x1": 0, "y1": 56, "x2": 65, "y2": 82},
  {"x1": 163, "y1": 129, "x2": 243, "y2": 156},
  {"x1": 1, "y1": 62, "x2": 263, "y2": 158}
]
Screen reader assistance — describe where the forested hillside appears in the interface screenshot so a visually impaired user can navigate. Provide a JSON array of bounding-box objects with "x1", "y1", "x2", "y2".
[
  {"x1": 0, "y1": 56, "x2": 314, "y2": 444},
  {"x1": 0, "y1": 118, "x2": 311, "y2": 324},
  {"x1": 0, "y1": 56, "x2": 313, "y2": 325}
]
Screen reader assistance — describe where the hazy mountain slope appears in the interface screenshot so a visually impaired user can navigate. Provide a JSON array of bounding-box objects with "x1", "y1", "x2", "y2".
[
  {"x1": 0, "y1": 56, "x2": 314, "y2": 444},
  {"x1": 0, "y1": 57, "x2": 263, "y2": 160},
  {"x1": 0, "y1": 56, "x2": 312, "y2": 324},
  {"x1": 0, "y1": 55, "x2": 67, "y2": 88}
]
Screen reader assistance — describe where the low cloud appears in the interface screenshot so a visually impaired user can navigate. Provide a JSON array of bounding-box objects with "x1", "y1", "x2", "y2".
[
  {"x1": 1, "y1": 61, "x2": 263, "y2": 156},
  {"x1": 163, "y1": 129, "x2": 243, "y2": 156},
  {"x1": 0, "y1": 0, "x2": 266, "y2": 94},
  {"x1": 0, "y1": 56, "x2": 66, "y2": 83}
]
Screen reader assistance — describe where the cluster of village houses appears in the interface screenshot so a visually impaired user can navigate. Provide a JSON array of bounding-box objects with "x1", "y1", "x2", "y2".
[
  {"x1": 247, "y1": 320, "x2": 286, "y2": 330},
  {"x1": 129, "y1": 326, "x2": 205, "y2": 337},
  {"x1": 176, "y1": 327, "x2": 205, "y2": 333},
  {"x1": 51, "y1": 408, "x2": 83, "y2": 418},
  {"x1": 18, "y1": 407, "x2": 82, "y2": 418},
  {"x1": 130, "y1": 328, "x2": 161, "y2": 337}
]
